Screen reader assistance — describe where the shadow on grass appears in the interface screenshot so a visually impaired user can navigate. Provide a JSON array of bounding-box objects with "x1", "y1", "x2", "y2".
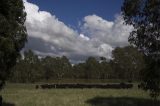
[
  {"x1": 86, "y1": 97, "x2": 160, "y2": 106},
  {"x1": 2, "y1": 102, "x2": 15, "y2": 106}
]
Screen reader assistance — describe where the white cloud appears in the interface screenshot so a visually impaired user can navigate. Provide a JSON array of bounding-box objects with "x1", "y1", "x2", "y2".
[
  {"x1": 79, "y1": 34, "x2": 90, "y2": 41},
  {"x1": 83, "y1": 15, "x2": 114, "y2": 32},
  {"x1": 81, "y1": 14, "x2": 133, "y2": 47},
  {"x1": 24, "y1": 0, "x2": 133, "y2": 62}
]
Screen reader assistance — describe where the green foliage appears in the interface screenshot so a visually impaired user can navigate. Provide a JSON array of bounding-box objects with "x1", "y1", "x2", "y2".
[
  {"x1": 73, "y1": 63, "x2": 86, "y2": 79},
  {"x1": 9, "y1": 48, "x2": 145, "y2": 83},
  {"x1": 0, "y1": 0, "x2": 27, "y2": 89},
  {"x1": 85, "y1": 57, "x2": 101, "y2": 79},
  {"x1": 41, "y1": 56, "x2": 56, "y2": 80},
  {"x1": 122, "y1": 0, "x2": 160, "y2": 98},
  {"x1": 10, "y1": 50, "x2": 43, "y2": 83},
  {"x1": 41, "y1": 56, "x2": 73, "y2": 80},
  {"x1": 112, "y1": 46, "x2": 145, "y2": 80},
  {"x1": 100, "y1": 61, "x2": 114, "y2": 79},
  {"x1": 10, "y1": 50, "x2": 73, "y2": 82},
  {"x1": 73, "y1": 56, "x2": 114, "y2": 79},
  {"x1": 141, "y1": 57, "x2": 160, "y2": 99}
]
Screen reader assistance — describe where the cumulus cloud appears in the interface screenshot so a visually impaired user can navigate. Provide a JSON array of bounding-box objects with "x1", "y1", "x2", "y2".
[
  {"x1": 81, "y1": 14, "x2": 133, "y2": 47},
  {"x1": 24, "y1": 0, "x2": 133, "y2": 63}
]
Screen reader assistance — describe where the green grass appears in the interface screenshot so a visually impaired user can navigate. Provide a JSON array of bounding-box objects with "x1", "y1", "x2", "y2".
[{"x1": 0, "y1": 83, "x2": 159, "y2": 106}]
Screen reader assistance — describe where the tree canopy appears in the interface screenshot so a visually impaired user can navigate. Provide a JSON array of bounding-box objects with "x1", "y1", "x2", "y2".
[
  {"x1": 112, "y1": 46, "x2": 145, "y2": 81},
  {"x1": 122, "y1": 0, "x2": 160, "y2": 58},
  {"x1": 0, "y1": 0, "x2": 27, "y2": 89},
  {"x1": 9, "y1": 47, "x2": 145, "y2": 83},
  {"x1": 122, "y1": 0, "x2": 160, "y2": 98}
]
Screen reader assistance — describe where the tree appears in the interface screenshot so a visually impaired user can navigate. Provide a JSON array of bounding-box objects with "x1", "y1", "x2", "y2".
[
  {"x1": 112, "y1": 46, "x2": 145, "y2": 81},
  {"x1": 122, "y1": 0, "x2": 160, "y2": 98},
  {"x1": 53, "y1": 56, "x2": 72, "y2": 79},
  {"x1": 0, "y1": 0, "x2": 27, "y2": 89},
  {"x1": 10, "y1": 50, "x2": 43, "y2": 83},
  {"x1": 85, "y1": 57, "x2": 101, "y2": 79},
  {"x1": 100, "y1": 60, "x2": 113, "y2": 79},
  {"x1": 41, "y1": 56, "x2": 55, "y2": 80},
  {"x1": 73, "y1": 63, "x2": 86, "y2": 79},
  {"x1": 41, "y1": 56, "x2": 72, "y2": 80},
  {"x1": 60, "y1": 56, "x2": 73, "y2": 78},
  {"x1": 23, "y1": 50, "x2": 43, "y2": 82},
  {"x1": 99, "y1": 57, "x2": 114, "y2": 79}
]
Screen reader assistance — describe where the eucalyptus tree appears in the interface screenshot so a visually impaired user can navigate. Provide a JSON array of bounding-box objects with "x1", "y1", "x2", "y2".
[
  {"x1": 0, "y1": 0, "x2": 27, "y2": 89},
  {"x1": 122, "y1": 0, "x2": 160, "y2": 98}
]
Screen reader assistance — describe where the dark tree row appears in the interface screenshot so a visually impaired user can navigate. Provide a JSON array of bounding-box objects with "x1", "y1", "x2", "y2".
[{"x1": 9, "y1": 46, "x2": 145, "y2": 83}]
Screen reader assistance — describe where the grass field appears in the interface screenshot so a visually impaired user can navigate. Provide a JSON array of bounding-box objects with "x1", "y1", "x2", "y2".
[{"x1": 0, "y1": 83, "x2": 160, "y2": 106}]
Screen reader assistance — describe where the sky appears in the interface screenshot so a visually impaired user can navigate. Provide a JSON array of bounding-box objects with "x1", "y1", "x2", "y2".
[
  {"x1": 23, "y1": 0, "x2": 133, "y2": 63},
  {"x1": 27, "y1": 0, "x2": 123, "y2": 29}
]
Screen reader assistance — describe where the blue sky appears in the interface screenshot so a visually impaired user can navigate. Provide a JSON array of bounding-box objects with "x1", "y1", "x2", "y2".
[
  {"x1": 24, "y1": 0, "x2": 132, "y2": 63},
  {"x1": 27, "y1": 0, "x2": 123, "y2": 29}
]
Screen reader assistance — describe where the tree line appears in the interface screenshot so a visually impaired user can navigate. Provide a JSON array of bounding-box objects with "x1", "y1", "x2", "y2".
[{"x1": 9, "y1": 46, "x2": 145, "y2": 83}]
